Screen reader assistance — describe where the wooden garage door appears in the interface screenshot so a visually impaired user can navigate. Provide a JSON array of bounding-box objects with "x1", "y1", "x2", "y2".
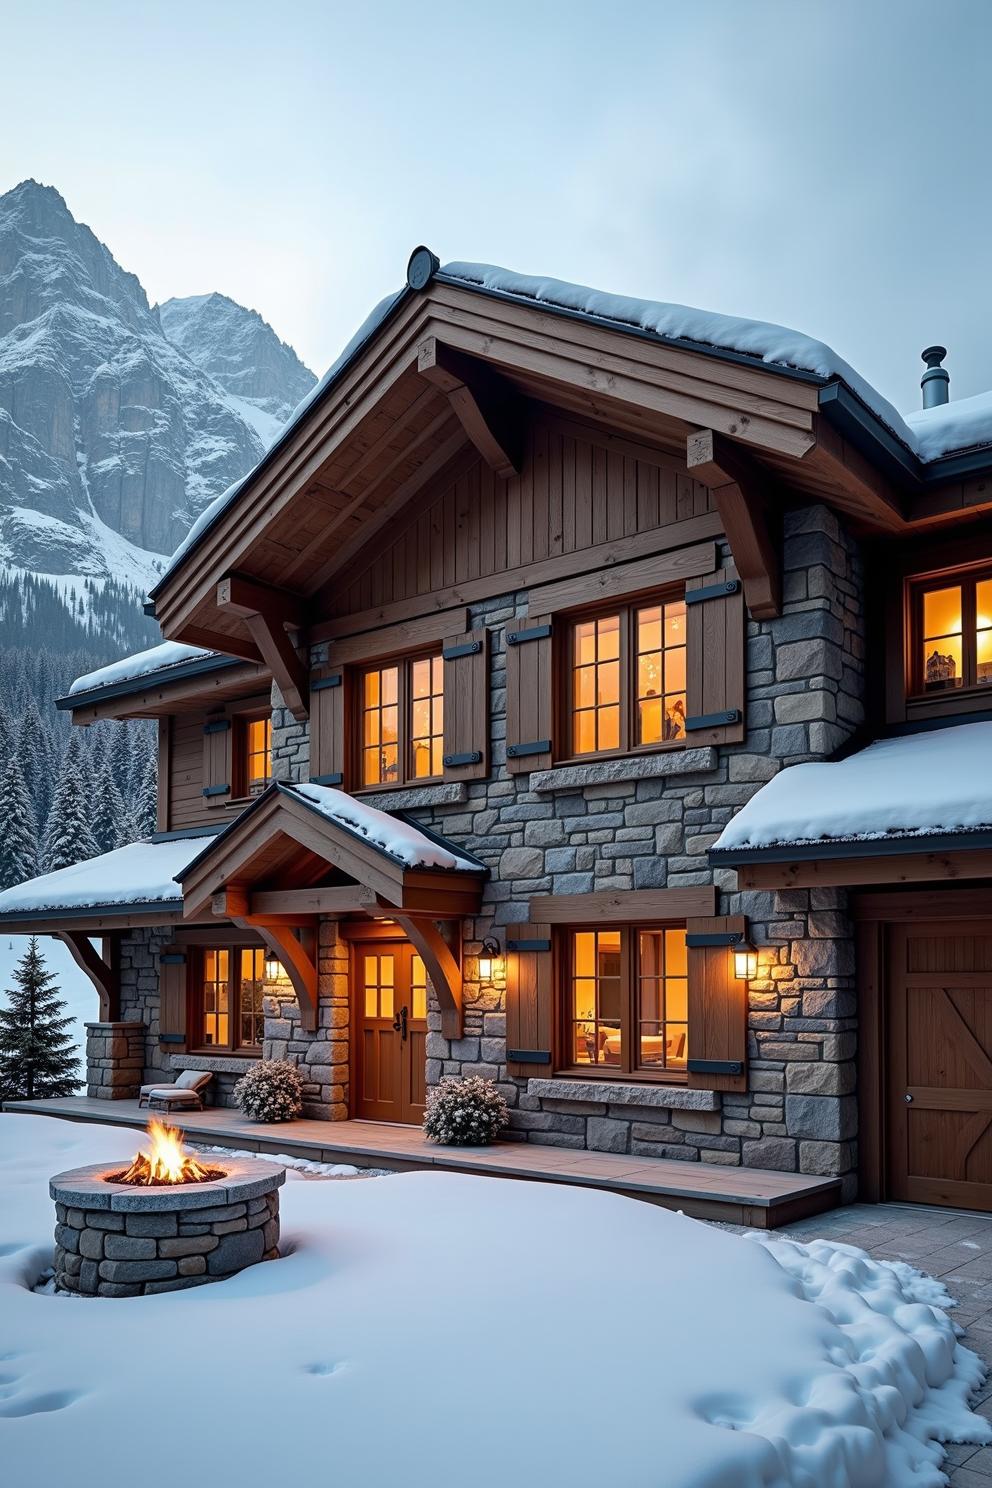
[{"x1": 888, "y1": 921, "x2": 992, "y2": 1210}]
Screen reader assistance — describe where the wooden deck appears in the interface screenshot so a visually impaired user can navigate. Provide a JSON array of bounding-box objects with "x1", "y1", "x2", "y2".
[{"x1": 2, "y1": 1096, "x2": 841, "y2": 1229}]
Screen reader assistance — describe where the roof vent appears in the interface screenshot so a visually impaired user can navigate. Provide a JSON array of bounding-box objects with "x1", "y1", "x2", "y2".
[
  {"x1": 921, "y1": 345, "x2": 950, "y2": 409},
  {"x1": 406, "y1": 246, "x2": 440, "y2": 291}
]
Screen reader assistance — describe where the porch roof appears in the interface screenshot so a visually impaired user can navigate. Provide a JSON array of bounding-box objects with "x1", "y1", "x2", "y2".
[
  {"x1": 0, "y1": 832, "x2": 217, "y2": 932},
  {"x1": 709, "y1": 721, "x2": 992, "y2": 887}
]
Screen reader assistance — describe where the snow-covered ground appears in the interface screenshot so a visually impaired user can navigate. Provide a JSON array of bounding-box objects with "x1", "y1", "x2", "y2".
[
  {"x1": 0, "y1": 936, "x2": 92, "y2": 1080},
  {"x1": 0, "y1": 1114, "x2": 989, "y2": 1487}
]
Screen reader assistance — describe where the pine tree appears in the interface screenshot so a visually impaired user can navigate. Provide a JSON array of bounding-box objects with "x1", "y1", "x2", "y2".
[
  {"x1": 17, "y1": 701, "x2": 50, "y2": 823},
  {"x1": 0, "y1": 756, "x2": 38, "y2": 888},
  {"x1": 120, "y1": 752, "x2": 157, "y2": 844},
  {"x1": 91, "y1": 762, "x2": 126, "y2": 854},
  {"x1": 42, "y1": 734, "x2": 99, "y2": 871},
  {"x1": 0, "y1": 937, "x2": 81, "y2": 1100}
]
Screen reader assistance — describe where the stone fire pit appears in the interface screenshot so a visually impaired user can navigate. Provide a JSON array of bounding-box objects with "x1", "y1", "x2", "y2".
[{"x1": 50, "y1": 1156, "x2": 285, "y2": 1297}]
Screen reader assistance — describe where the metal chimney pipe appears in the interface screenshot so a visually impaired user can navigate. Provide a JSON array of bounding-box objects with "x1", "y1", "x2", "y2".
[{"x1": 921, "y1": 346, "x2": 950, "y2": 408}]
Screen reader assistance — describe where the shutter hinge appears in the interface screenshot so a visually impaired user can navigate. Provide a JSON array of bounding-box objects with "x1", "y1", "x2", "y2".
[
  {"x1": 311, "y1": 673, "x2": 342, "y2": 692},
  {"x1": 506, "y1": 624, "x2": 552, "y2": 645},
  {"x1": 685, "y1": 578, "x2": 741, "y2": 605},
  {"x1": 202, "y1": 784, "x2": 231, "y2": 798},
  {"x1": 685, "y1": 709, "x2": 742, "y2": 731},
  {"x1": 203, "y1": 719, "x2": 231, "y2": 735},
  {"x1": 686, "y1": 1058, "x2": 744, "y2": 1076},
  {"x1": 442, "y1": 640, "x2": 483, "y2": 660},
  {"x1": 443, "y1": 750, "x2": 483, "y2": 767},
  {"x1": 685, "y1": 931, "x2": 747, "y2": 948},
  {"x1": 159, "y1": 953, "x2": 186, "y2": 965},
  {"x1": 507, "y1": 739, "x2": 551, "y2": 759},
  {"x1": 507, "y1": 1048, "x2": 552, "y2": 1064},
  {"x1": 310, "y1": 772, "x2": 343, "y2": 786},
  {"x1": 506, "y1": 938, "x2": 552, "y2": 952}
]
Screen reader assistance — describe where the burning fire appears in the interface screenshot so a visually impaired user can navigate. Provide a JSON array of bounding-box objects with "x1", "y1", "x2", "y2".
[{"x1": 106, "y1": 1120, "x2": 225, "y2": 1186}]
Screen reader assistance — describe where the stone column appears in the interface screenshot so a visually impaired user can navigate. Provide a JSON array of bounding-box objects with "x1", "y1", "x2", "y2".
[
  {"x1": 261, "y1": 919, "x2": 349, "y2": 1120},
  {"x1": 85, "y1": 1021, "x2": 145, "y2": 1099}
]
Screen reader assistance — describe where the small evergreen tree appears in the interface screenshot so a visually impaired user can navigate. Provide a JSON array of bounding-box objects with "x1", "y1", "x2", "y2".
[
  {"x1": 120, "y1": 752, "x2": 157, "y2": 844},
  {"x1": 42, "y1": 734, "x2": 99, "y2": 871},
  {"x1": 0, "y1": 756, "x2": 38, "y2": 888},
  {"x1": 0, "y1": 937, "x2": 81, "y2": 1100},
  {"x1": 91, "y1": 762, "x2": 126, "y2": 854}
]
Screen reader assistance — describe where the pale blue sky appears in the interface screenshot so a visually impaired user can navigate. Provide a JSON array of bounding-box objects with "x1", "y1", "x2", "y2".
[{"x1": 3, "y1": 0, "x2": 990, "y2": 415}]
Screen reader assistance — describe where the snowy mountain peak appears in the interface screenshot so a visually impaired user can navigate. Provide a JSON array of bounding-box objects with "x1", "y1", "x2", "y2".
[{"x1": 0, "y1": 180, "x2": 313, "y2": 589}]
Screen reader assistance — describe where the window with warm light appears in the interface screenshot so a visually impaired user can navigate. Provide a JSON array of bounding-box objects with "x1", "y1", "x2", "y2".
[
  {"x1": 360, "y1": 654, "x2": 443, "y2": 787},
  {"x1": 913, "y1": 570, "x2": 992, "y2": 695},
  {"x1": 245, "y1": 716, "x2": 272, "y2": 795},
  {"x1": 566, "y1": 926, "x2": 688, "y2": 1076},
  {"x1": 568, "y1": 597, "x2": 686, "y2": 758},
  {"x1": 197, "y1": 945, "x2": 265, "y2": 1053}
]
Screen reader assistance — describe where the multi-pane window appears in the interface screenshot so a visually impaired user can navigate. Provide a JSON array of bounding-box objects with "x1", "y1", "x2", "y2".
[
  {"x1": 198, "y1": 945, "x2": 265, "y2": 1052},
  {"x1": 569, "y1": 597, "x2": 686, "y2": 757},
  {"x1": 915, "y1": 571, "x2": 992, "y2": 694},
  {"x1": 360, "y1": 654, "x2": 443, "y2": 787},
  {"x1": 566, "y1": 926, "x2": 688, "y2": 1076},
  {"x1": 245, "y1": 717, "x2": 272, "y2": 795}
]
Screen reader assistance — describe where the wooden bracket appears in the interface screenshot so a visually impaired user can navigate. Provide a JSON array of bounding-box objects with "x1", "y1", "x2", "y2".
[
  {"x1": 686, "y1": 429, "x2": 781, "y2": 619},
  {"x1": 393, "y1": 913, "x2": 463, "y2": 1039},
  {"x1": 235, "y1": 916, "x2": 319, "y2": 1032},
  {"x1": 217, "y1": 573, "x2": 309, "y2": 720},
  {"x1": 58, "y1": 931, "x2": 120, "y2": 1022},
  {"x1": 417, "y1": 337, "x2": 524, "y2": 480}
]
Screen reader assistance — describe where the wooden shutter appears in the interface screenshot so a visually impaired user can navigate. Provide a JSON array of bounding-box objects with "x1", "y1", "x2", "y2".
[
  {"x1": 686, "y1": 915, "x2": 747, "y2": 1093},
  {"x1": 309, "y1": 667, "x2": 346, "y2": 787},
  {"x1": 504, "y1": 615, "x2": 553, "y2": 773},
  {"x1": 442, "y1": 629, "x2": 489, "y2": 781},
  {"x1": 685, "y1": 569, "x2": 745, "y2": 746},
  {"x1": 159, "y1": 946, "x2": 188, "y2": 1049},
  {"x1": 201, "y1": 717, "x2": 232, "y2": 807},
  {"x1": 505, "y1": 923, "x2": 554, "y2": 1078}
]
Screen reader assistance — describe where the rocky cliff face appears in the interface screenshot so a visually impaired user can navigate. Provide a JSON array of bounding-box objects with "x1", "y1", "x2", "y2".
[{"x1": 0, "y1": 181, "x2": 315, "y2": 583}]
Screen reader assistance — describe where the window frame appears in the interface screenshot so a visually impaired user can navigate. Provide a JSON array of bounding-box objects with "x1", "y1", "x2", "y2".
[
  {"x1": 232, "y1": 710, "x2": 273, "y2": 800},
  {"x1": 557, "y1": 589, "x2": 688, "y2": 765},
  {"x1": 352, "y1": 647, "x2": 445, "y2": 792},
  {"x1": 909, "y1": 564, "x2": 992, "y2": 701},
  {"x1": 188, "y1": 942, "x2": 266, "y2": 1057},
  {"x1": 555, "y1": 922, "x2": 689, "y2": 1085}
]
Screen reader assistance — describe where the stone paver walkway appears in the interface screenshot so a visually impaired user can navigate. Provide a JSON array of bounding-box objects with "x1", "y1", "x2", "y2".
[{"x1": 717, "y1": 1202, "x2": 992, "y2": 1484}]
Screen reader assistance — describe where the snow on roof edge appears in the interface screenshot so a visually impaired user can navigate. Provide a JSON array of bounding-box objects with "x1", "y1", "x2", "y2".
[
  {"x1": 67, "y1": 641, "x2": 227, "y2": 699},
  {"x1": 0, "y1": 834, "x2": 218, "y2": 919}
]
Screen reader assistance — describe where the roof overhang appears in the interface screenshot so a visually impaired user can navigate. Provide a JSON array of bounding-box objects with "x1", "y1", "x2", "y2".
[
  {"x1": 710, "y1": 830, "x2": 992, "y2": 890},
  {"x1": 61, "y1": 655, "x2": 271, "y2": 724}
]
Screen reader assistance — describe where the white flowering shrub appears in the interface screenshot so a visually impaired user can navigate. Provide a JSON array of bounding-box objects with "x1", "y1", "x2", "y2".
[
  {"x1": 234, "y1": 1060, "x2": 303, "y2": 1122},
  {"x1": 423, "y1": 1075, "x2": 509, "y2": 1146}
]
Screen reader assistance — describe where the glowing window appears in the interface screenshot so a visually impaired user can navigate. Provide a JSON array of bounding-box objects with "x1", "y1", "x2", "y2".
[
  {"x1": 565, "y1": 926, "x2": 688, "y2": 1076},
  {"x1": 197, "y1": 944, "x2": 267, "y2": 1053},
  {"x1": 569, "y1": 597, "x2": 686, "y2": 757},
  {"x1": 914, "y1": 570, "x2": 992, "y2": 696},
  {"x1": 359, "y1": 654, "x2": 443, "y2": 787},
  {"x1": 245, "y1": 717, "x2": 272, "y2": 795}
]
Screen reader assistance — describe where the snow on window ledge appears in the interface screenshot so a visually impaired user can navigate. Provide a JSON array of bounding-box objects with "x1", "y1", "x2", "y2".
[
  {"x1": 530, "y1": 749, "x2": 717, "y2": 794},
  {"x1": 527, "y1": 1078, "x2": 720, "y2": 1111}
]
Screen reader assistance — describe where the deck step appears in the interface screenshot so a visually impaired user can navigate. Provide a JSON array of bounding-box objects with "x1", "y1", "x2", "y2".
[{"x1": 2, "y1": 1096, "x2": 841, "y2": 1229}]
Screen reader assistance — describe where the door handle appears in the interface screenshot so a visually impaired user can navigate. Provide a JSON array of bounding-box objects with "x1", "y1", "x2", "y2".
[
  {"x1": 904, "y1": 1093, "x2": 914, "y2": 1104},
  {"x1": 399, "y1": 1005, "x2": 409, "y2": 1041}
]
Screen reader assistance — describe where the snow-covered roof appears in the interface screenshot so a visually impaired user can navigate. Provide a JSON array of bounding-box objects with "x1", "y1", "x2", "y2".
[
  {"x1": 288, "y1": 783, "x2": 481, "y2": 872},
  {"x1": 0, "y1": 835, "x2": 216, "y2": 920},
  {"x1": 150, "y1": 254, "x2": 992, "y2": 598},
  {"x1": 711, "y1": 721, "x2": 992, "y2": 856},
  {"x1": 68, "y1": 642, "x2": 221, "y2": 698}
]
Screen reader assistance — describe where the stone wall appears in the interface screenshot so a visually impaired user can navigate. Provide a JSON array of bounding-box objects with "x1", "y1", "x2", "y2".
[
  {"x1": 116, "y1": 927, "x2": 177, "y2": 1089},
  {"x1": 264, "y1": 502, "x2": 866, "y2": 1188},
  {"x1": 85, "y1": 1021, "x2": 145, "y2": 1100},
  {"x1": 262, "y1": 922, "x2": 349, "y2": 1119}
]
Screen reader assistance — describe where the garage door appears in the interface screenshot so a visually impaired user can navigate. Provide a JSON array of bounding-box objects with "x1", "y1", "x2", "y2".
[{"x1": 888, "y1": 921, "x2": 992, "y2": 1210}]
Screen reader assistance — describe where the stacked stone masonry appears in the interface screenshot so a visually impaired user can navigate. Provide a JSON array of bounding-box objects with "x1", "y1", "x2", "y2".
[
  {"x1": 102, "y1": 502, "x2": 863, "y2": 1193},
  {"x1": 85, "y1": 1021, "x2": 145, "y2": 1099}
]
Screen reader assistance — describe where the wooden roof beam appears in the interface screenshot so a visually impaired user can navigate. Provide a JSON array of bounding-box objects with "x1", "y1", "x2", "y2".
[
  {"x1": 393, "y1": 913, "x2": 463, "y2": 1039},
  {"x1": 417, "y1": 336, "x2": 523, "y2": 480},
  {"x1": 217, "y1": 573, "x2": 308, "y2": 721},
  {"x1": 686, "y1": 428, "x2": 782, "y2": 619},
  {"x1": 57, "y1": 931, "x2": 120, "y2": 1022}
]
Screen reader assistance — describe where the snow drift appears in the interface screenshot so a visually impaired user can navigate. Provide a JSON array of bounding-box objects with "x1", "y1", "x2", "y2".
[{"x1": 0, "y1": 1114, "x2": 988, "y2": 1488}]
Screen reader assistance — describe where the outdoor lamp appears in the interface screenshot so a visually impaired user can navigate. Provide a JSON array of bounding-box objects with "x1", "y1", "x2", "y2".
[
  {"x1": 733, "y1": 940, "x2": 757, "y2": 981},
  {"x1": 264, "y1": 949, "x2": 282, "y2": 980},
  {"x1": 478, "y1": 936, "x2": 502, "y2": 981}
]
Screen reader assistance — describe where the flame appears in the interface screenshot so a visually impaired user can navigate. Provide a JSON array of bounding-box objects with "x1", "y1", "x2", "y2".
[{"x1": 107, "y1": 1120, "x2": 224, "y2": 1186}]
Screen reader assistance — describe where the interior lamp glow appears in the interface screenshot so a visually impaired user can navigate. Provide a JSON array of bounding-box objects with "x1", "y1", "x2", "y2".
[
  {"x1": 734, "y1": 940, "x2": 758, "y2": 981},
  {"x1": 478, "y1": 936, "x2": 501, "y2": 981}
]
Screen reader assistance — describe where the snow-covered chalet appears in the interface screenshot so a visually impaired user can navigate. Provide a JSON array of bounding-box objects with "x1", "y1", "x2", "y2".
[{"x1": 3, "y1": 252, "x2": 992, "y2": 1224}]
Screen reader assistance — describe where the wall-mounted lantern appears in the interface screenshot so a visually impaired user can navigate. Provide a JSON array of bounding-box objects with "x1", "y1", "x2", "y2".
[
  {"x1": 264, "y1": 949, "x2": 282, "y2": 980},
  {"x1": 733, "y1": 939, "x2": 758, "y2": 982},
  {"x1": 478, "y1": 936, "x2": 502, "y2": 981}
]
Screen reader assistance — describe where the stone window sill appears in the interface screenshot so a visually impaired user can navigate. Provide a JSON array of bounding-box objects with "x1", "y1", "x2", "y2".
[
  {"x1": 527, "y1": 1077, "x2": 721, "y2": 1111},
  {"x1": 530, "y1": 749, "x2": 717, "y2": 793},
  {"x1": 171, "y1": 1053, "x2": 260, "y2": 1076},
  {"x1": 354, "y1": 781, "x2": 468, "y2": 810}
]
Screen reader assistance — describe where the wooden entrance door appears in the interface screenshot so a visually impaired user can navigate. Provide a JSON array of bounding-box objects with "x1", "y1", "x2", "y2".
[
  {"x1": 888, "y1": 920, "x2": 992, "y2": 1210},
  {"x1": 352, "y1": 941, "x2": 429, "y2": 1124}
]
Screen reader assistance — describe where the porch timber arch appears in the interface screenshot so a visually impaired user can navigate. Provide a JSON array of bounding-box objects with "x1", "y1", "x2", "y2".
[{"x1": 176, "y1": 783, "x2": 487, "y2": 1037}]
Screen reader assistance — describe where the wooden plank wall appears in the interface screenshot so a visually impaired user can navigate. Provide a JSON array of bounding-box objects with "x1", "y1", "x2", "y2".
[
  {"x1": 332, "y1": 411, "x2": 716, "y2": 618},
  {"x1": 165, "y1": 712, "x2": 216, "y2": 830}
]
